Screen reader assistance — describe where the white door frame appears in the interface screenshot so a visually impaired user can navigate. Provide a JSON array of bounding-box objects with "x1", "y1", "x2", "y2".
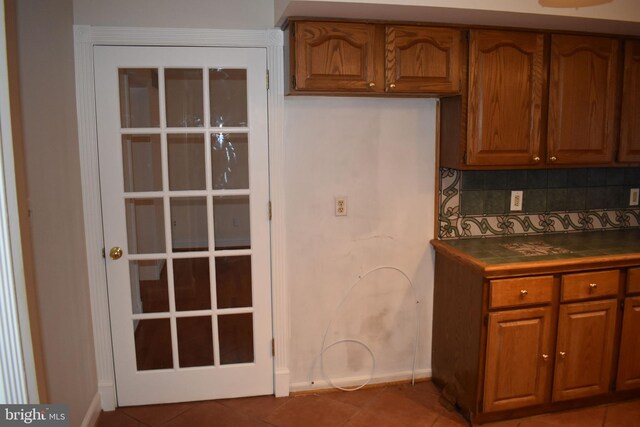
[{"x1": 73, "y1": 26, "x2": 288, "y2": 411}]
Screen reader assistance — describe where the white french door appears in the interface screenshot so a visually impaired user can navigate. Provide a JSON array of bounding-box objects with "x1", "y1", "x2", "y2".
[{"x1": 94, "y1": 46, "x2": 272, "y2": 406}]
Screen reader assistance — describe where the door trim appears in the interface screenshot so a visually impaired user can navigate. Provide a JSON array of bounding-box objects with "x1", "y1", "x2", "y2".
[{"x1": 73, "y1": 26, "x2": 288, "y2": 410}]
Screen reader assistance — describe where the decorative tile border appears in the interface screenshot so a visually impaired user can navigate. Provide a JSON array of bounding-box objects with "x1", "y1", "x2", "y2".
[{"x1": 439, "y1": 168, "x2": 640, "y2": 239}]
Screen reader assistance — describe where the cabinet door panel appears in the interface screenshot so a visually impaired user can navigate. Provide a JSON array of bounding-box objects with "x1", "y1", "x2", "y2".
[
  {"x1": 466, "y1": 30, "x2": 545, "y2": 166},
  {"x1": 293, "y1": 21, "x2": 382, "y2": 92},
  {"x1": 553, "y1": 299, "x2": 617, "y2": 401},
  {"x1": 385, "y1": 26, "x2": 461, "y2": 93},
  {"x1": 484, "y1": 306, "x2": 553, "y2": 412},
  {"x1": 547, "y1": 35, "x2": 618, "y2": 165},
  {"x1": 619, "y1": 40, "x2": 640, "y2": 163},
  {"x1": 617, "y1": 297, "x2": 640, "y2": 390}
]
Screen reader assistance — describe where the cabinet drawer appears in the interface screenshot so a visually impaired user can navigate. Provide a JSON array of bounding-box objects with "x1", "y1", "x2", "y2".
[
  {"x1": 561, "y1": 270, "x2": 619, "y2": 301},
  {"x1": 628, "y1": 268, "x2": 640, "y2": 295},
  {"x1": 490, "y1": 276, "x2": 554, "y2": 308}
]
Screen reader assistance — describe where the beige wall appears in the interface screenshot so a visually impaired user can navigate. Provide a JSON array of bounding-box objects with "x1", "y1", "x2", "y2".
[
  {"x1": 15, "y1": 0, "x2": 96, "y2": 425},
  {"x1": 73, "y1": 0, "x2": 275, "y2": 29}
]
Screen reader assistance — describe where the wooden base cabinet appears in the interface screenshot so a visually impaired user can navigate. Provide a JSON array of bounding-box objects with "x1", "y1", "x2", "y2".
[
  {"x1": 617, "y1": 296, "x2": 640, "y2": 390},
  {"x1": 483, "y1": 307, "x2": 553, "y2": 412},
  {"x1": 553, "y1": 299, "x2": 617, "y2": 401}
]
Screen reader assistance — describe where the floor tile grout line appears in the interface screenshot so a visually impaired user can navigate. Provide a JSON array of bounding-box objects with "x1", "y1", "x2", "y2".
[{"x1": 157, "y1": 402, "x2": 203, "y2": 426}]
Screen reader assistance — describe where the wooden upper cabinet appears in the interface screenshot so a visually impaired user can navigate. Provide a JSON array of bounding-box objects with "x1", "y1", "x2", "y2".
[
  {"x1": 547, "y1": 35, "x2": 619, "y2": 165},
  {"x1": 385, "y1": 26, "x2": 461, "y2": 93},
  {"x1": 466, "y1": 30, "x2": 546, "y2": 166},
  {"x1": 553, "y1": 299, "x2": 617, "y2": 401},
  {"x1": 292, "y1": 21, "x2": 383, "y2": 93},
  {"x1": 619, "y1": 40, "x2": 640, "y2": 163}
]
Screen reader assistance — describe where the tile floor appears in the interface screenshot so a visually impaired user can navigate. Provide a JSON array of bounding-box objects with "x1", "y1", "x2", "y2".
[{"x1": 96, "y1": 381, "x2": 640, "y2": 427}]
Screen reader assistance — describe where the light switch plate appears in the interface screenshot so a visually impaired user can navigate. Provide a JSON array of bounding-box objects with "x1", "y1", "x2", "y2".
[
  {"x1": 510, "y1": 190, "x2": 523, "y2": 211},
  {"x1": 630, "y1": 188, "x2": 639, "y2": 207}
]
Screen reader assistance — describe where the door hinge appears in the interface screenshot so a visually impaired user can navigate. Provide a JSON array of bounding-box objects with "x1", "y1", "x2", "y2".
[
  {"x1": 272, "y1": 338, "x2": 275, "y2": 356},
  {"x1": 291, "y1": 76, "x2": 297, "y2": 90},
  {"x1": 266, "y1": 69, "x2": 270, "y2": 90},
  {"x1": 101, "y1": 248, "x2": 105, "y2": 258},
  {"x1": 268, "y1": 201, "x2": 272, "y2": 221}
]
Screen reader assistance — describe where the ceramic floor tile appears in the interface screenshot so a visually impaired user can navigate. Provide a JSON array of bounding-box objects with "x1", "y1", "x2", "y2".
[
  {"x1": 96, "y1": 410, "x2": 147, "y2": 427},
  {"x1": 518, "y1": 406, "x2": 607, "y2": 427},
  {"x1": 476, "y1": 419, "x2": 521, "y2": 427},
  {"x1": 264, "y1": 394, "x2": 359, "y2": 427},
  {"x1": 119, "y1": 401, "x2": 197, "y2": 426},
  {"x1": 604, "y1": 399, "x2": 640, "y2": 426},
  {"x1": 343, "y1": 388, "x2": 440, "y2": 427},
  {"x1": 432, "y1": 415, "x2": 470, "y2": 426},
  {"x1": 398, "y1": 382, "x2": 467, "y2": 423},
  {"x1": 218, "y1": 394, "x2": 290, "y2": 420},
  {"x1": 162, "y1": 400, "x2": 271, "y2": 427},
  {"x1": 320, "y1": 386, "x2": 385, "y2": 408}
]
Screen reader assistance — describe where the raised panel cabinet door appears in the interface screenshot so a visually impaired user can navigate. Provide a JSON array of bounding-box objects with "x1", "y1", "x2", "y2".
[
  {"x1": 547, "y1": 35, "x2": 619, "y2": 165},
  {"x1": 553, "y1": 299, "x2": 617, "y2": 401},
  {"x1": 483, "y1": 306, "x2": 554, "y2": 412},
  {"x1": 466, "y1": 30, "x2": 545, "y2": 166},
  {"x1": 619, "y1": 40, "x2": 640, "y2": 163},
  {"x1": 385, "y1": 26, "x2": 461, "y2": 93},
  {"x1": 293, "y1": 21, "x2": 383, "y2": 92},
  {"x1": 617, "y1": 297, "x2": 640, "y2": 390}
]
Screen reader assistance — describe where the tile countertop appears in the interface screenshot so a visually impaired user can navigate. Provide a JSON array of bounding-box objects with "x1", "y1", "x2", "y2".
[{"x1": 431, "y1": 229, "x2": 640, "y2": 278}]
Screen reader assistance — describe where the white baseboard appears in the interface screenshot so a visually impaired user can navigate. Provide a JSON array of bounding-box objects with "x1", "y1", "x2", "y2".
[
  {"x1": 289, "y1": 368, "x2": 432, "y2": 393},
  {"x1": 274, "y1": 368, "x2": 290, "y2": 397},
  {"x1": 98, "y1": 382, "x2": 116, "y2": 411},
  {"x1": 80, "y1": 392, "x2": 102, "y2": 427}
]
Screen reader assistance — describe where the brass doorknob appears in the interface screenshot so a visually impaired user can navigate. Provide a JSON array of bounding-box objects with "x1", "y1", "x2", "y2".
[{"x1": 109, "y1": 246, "x2": 123, "y2": 260}]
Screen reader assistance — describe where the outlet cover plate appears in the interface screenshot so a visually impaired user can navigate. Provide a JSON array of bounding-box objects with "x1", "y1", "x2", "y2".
[{"x1": 510, "y1": 190, "x2": 523, "y2": 211}]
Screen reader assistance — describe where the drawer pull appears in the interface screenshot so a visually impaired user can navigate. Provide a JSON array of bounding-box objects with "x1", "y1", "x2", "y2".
[
  {"x1": 559, "y1": 351, "x2": 566, "y2": 358},
  {"x1": 368, "y1": 82, "x2": 376, "y2": 88},
  {"x1": 542, "y1": 354, "x2": 549, "y2": 361},
  {"x1": 520, "y1": 289, "x2": 528, "y2": 296},
  {"x1": 589, "y1": 283, "x2": 598, "y2": 291}
]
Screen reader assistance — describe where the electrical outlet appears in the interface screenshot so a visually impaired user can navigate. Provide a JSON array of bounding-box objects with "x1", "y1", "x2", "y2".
[
  {"x1": 510, "y1": 190, "x2": 523, "y2": 211},
  {"x1": 631, "y1": 188, "x2": 639, "y2": 207},
  {"x1": 335, "y1": 197, "x2": 347, "y2": 216}
]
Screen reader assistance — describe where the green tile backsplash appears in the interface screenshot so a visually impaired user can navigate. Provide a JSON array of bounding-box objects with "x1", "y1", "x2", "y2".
[{"x1": 439, "y1": 167, "x2": 640, "y2": 239}]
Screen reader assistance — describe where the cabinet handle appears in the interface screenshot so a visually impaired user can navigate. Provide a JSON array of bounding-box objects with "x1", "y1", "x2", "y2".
[
  {"x1": 559, "y1": 351, "x2": 566, "y2": 358},
  {"x1": 533, "y1": 156, "x2": 540, "y2": 162},
  {"x1": 549, "y1": 156, "x2": 557, "y2": 162},
  {"x1": 589, "y1": 283, "x2": 598, "y2": 291},
  {"x1": 389, "y1": 83, "x2": 396, "y2": 89},
  {"x1": 542, "y1": 354, "x2": 549, "y2": 361},
  {"x1": 520, "y1": 289, "x2": 528, "y2": 297},
  {"x1": 368, "y1": 82, "x2": 376, "y2": 88}
]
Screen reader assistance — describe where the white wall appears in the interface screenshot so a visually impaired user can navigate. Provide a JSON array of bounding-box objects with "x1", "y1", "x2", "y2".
[
  {"x1": 73, "y1": 0, "x2": 275, "y2": 29},
  {"x1": 15, "y1": 0, "x2": 97, "y2": 424},
  {"x1": 284, "y1": 97, "x2": 436, "y2": 388}
]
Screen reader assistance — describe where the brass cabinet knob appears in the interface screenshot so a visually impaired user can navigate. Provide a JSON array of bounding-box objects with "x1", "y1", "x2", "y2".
[
  {"x1": 109, "y1": 246, "x2": 123, "y2": 260},
  {"x1": 550, "y1": 156, "x2": 557, "y2": 162},
  {"x1": 368, "y1": 82, "x2": 376, "y2": 88},
  {"x1": 559, "y1": 351, "x2": 566, "y2": 358},
  {"x1": 533, "y1": 156, "x2": 541, "y2": 162},
  {"x1": 589, "y1": 283, "x2": 598, "y2": 291},
  {"x1": 520, "y1": 289, "x2": 528, "y2": 297},
  {"x1": 542, "y1": 354, "x2": 549, "y2": 361},
  {"x1": 389, "y1": 83, "x2": 396, "y2": 89}
]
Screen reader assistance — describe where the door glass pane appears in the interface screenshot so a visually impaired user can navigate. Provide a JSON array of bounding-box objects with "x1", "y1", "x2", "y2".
[
  {"x1": 119, "y1": 68, "x2": 159, "y2": 128},
  {"x1": 218, "y1": 313, "x2": 254, "y2": 365},
  {"x1": 216, "y1": 256, "x2": 252, "y2": 309},
  {"x1": 168, "y1": 134, "x2": 205, "y2": 191},
  {"x1": 125, "y1": 198, "x2": 166, "y2": 254},
  {"x1": 170, "y1": 197, "x2": 208, "y2": 252},
  {"x1": 209, "y1": 69, "x2": 247, "y2": 127},
  {"x1": 211, "y1": 133, "x2": 249, "y2": 190},
  {"x1": 173, "y1": 258, "x2": 211, "y2": 311},
  {"x1": 130, "y1": 260, "x2": 168, "y2": 313},
  {"x1": 165, "y1": 69, "x2": 203, "y2": 127},
  {"x1": 122, "y1": 134, "x2": 162, "y2": 192},
  {"x1": 134, "y1": 318, "x2": 172, "y2": 370},
  {"x1": 177, "y1": 316, "x2": 214, "y2": 367},
  {"x1": 213, "y1": 196, "x2": 250, "y2": 250}
]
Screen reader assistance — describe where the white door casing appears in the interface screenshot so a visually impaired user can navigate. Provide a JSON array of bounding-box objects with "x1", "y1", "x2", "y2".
[{"x1": 94, "y1": 45, "x2": 272, "y2": 406}]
